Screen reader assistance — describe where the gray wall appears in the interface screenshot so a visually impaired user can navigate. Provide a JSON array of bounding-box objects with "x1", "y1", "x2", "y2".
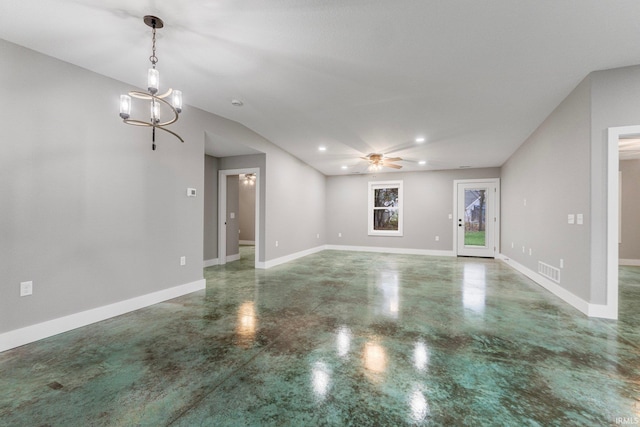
[
  {"x1": 326, "y1": 168, "x2": 500, "y2": 249},
  {"x1": 1, "y1": 37, "x2": 328, "y2": 335},
  {"x1": 203, "y1": 155, "x2": 219, "y2": 262},
  {"x1": 590, "y1": 65, "x2": 640, "y2": 302},
  {"x1": 239, "y1": 176, "x2": 256, "y2": 242},
  {"x1": 0, "y1": 39, "x2": 205, "y2": 333},
  {"x1": 620, "y1": 159, "x2": 640, "y2": 260},
  {"x1": 502, "y1": 64, "x2": 640, "y2": 305},
  {"x1": 501, "y1": 76, "x2": 592, "y2": 301},
  {"x1": 226, "y1": 176, "x2": 240, "y2": 257}
]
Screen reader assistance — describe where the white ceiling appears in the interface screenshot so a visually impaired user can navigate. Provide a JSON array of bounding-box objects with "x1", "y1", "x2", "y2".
[{"x1": 2, "y1": 1, "x2": 640, "y2": 175}]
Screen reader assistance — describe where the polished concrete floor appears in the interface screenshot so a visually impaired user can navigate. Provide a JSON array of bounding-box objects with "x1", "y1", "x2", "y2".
[{"x1": 2, "y1": 247, "x2": 640, "y2": 426}]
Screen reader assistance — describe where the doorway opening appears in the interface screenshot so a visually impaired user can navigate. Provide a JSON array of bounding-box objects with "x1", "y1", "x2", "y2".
[
  {"x1": 218, "y1": 168, "x2": 260, "y2": 268},
  {"x1": 453, "y1": 178, "x2": 500, "y2": 258},
  {"x1": 606, "y1": 125, "x2": 640, "y2": 319}
]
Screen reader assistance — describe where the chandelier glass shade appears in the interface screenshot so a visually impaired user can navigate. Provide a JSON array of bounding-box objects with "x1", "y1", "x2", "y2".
[{"x1": 119, "y1": 15, "x2": 183, "y2": 150}]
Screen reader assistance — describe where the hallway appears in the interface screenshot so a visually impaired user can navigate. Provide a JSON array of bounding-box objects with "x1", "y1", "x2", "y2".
[{"x1": 1, "y1": 251, "x2": 639, "y2": 425}]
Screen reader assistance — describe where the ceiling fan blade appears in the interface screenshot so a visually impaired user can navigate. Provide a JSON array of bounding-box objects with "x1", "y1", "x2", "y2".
[
  {"x1": 385, "y1": 163, "x2": 403, "y2": 169},
  {"x1": 384, "y1": 157, "x2": 403, "y2": 162}
]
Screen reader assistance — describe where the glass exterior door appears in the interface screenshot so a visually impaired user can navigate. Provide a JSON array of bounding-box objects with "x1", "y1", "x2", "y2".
[{"x1": 456, "y1": 181, "x2": 497, "y2": 257}]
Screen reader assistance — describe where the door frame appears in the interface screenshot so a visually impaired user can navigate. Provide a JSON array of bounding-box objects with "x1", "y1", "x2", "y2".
[
  {"x1": 453, "y1": 178, "x2": 500, "y2": 258},
  {"x1": 604, "y1": 126, "x2": 640, "y2": 320},
  {"x1": 218, "y1": 167, "x2": 260, "y2": 268}
]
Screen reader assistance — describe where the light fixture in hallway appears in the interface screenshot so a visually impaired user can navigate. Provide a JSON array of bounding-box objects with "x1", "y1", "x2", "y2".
[
  {"x1": 243, "y1": 173, "x2": 256, "y2": 186},
  {"x1": 119, "y1": 15, "x2": 184, "y2": 150}
]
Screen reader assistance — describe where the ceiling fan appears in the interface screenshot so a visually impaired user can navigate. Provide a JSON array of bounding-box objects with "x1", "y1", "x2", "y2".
[{"x1": 361, "y1": 153, "x2": 403, "y2": 170}]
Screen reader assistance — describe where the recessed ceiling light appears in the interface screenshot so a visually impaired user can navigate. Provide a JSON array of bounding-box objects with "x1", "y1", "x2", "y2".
[
  {"x1": 231, "y1": 99, "x2": 244, "y2": 107},
  {"x1": 319, "y1": 146, "x2": 327, "y2": 151},
  {"x1": 415, "y1": 137, "x2": 425, "y2": 143},
  {"x1": 418, "y1": 160, "x2": 426, "y2": 165},
  {"x1": 341, "y1": 165, "x2": 348, "y2": 170}
]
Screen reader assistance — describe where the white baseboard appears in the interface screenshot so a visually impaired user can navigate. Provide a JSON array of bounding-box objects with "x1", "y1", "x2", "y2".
[
  {"x1": 0, "y1": 278, "x2": 206, "y2": 353},
  {"x1": 204, "y1": 258, "x2": 219, "y2": 267},
  {"x1": 499, "y1": 255, "x2": 617, "y2": 320},
  {"x1": 257, "y1": 245, "x2": 326, "y2": 269},
  {"x1": 619, "y1": 259, "x2": 640, "y2": 266},
  {"x1": 227, "y1": 253, "x2": 241, "y2": 262},
  {"x1": 325, "y1": 244, "x2": 455, "y2": 257},
  {"x1": 239, "y1": 240, "x2": 255, "y2": 245}
]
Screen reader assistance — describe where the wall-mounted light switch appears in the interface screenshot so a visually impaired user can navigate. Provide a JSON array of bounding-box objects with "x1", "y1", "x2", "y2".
[
  {"x1": 187, "y1": 188, "x2": 197, "y2": 197},
  {"x1": 576, "y1": 214, "x2": 583, "y2": 225},
  {"x1": 20, "y1": 281, "x2": 33, "y2": 296},
  {"x1": 180, "y1": 256, "x2": 186, "y2": 266},
  {"x1": 230, "y1": 212, "x2": 235, "y2": 219},
  {"x1": 568, "y1": 214, "x2": 575, "y2": 224}
]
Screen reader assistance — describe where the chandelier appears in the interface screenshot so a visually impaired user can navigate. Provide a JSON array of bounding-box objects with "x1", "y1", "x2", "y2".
[
  {"x1": 119, "y1": 15, "x2": 183, "y2": 150},
  {"x1": 243, "y1": 173, "x2": 256, "y2": 186}
]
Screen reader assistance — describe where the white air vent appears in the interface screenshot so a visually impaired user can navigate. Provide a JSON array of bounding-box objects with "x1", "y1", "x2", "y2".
[{"x1": 538, "y1": 261, "x2": 561, "y2": 283}]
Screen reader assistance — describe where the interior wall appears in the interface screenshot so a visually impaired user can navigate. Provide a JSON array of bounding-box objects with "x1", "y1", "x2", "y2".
[
  {"x1": 203, "y1": 155, "x2": 219, "y2": 262},
  {"x1": 501, "y1": 76, "x2": 592, "y2": 302},
  {"x1": 239, "y1": 176, "x2": 256, "y2": 242},
  {"x1": 325, "y1": 168, "x2": 500, "y2": 250},
  {"x1": 0, "y1": 39, "x2": 206, "y2": 333},
  {"x1": 590, "y1": 65, "x2": 640, "y2": 302},
  {"x1": 226, "y1": 175, "x2": 240, "y2": 258},
  {"x1": 619, "y1": 159, "x2": 640, "y2": 261}
]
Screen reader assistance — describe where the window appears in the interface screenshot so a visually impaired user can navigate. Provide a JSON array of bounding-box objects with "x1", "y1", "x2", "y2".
[{"x1": 368, "y1": 181, "x2": 403, "y2": 236}]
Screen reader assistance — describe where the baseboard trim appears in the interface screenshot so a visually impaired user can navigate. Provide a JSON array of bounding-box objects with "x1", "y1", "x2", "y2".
[
  {"x1": 227, "y1": 253, "x2": 241, "y2": 263},
  {"x1": 257, "y1": 245, "x2": 326, "y2": 269},
  {"x1": 498, "y1": 255, "x2": 616, "y2": 320},
  {"x1": 0, "y1": 278, "x2": 206, "y2": 353},
  {"x1": 619, "y1": 259, "x2": 640, "y2": 266},
  {"x1": 325, "y1": 244, "x2": 455, "y2": 257},
  {"x1": 204, "y1": 258, "x2": 219, "y2": 267},
  {"x1": 239, "y1": 240, "x2": 255, "y2": 245}
]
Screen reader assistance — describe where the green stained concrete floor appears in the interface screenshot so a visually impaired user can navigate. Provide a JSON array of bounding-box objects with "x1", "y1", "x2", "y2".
[{"x1": 2, "y1": 247, "x2": 640, "y2": 426}]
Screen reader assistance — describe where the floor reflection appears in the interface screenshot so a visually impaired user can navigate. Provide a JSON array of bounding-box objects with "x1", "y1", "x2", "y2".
[
  {"x1": 236, "y1": 301, "x2": 257, "y2": 348},
  {"x1": 363, "y1": 340, "x2": 387, "y2": 380},
  {"x1": 311, "y1": 361, "x2": 331, "y2": 401},
  {"x1": 336, "y1": 326, "x2": 351, "y2": 358},
  {"x1": 414, "y1": 340, "x2": 429, "y2": 372},
  {"x1": 463, "y1": 263, "x2": 486, "y2": 315},
  {"x1": 409, "y1": 384, "x2": 429, "y2": 422},
  {"x1": 374, "y1": 271, "x2": 400, "y2": 319}
]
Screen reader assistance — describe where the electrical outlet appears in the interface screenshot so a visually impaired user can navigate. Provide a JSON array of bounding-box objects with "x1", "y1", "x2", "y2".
[
  {"x1": 560, "y1": 259, "x2": 564, "y2": 268},
  {"x1": 338, "y1": 232, "x2": 342, "y2": 238},
  {"x1": 448, "y1": 213, "x2": 453, "y2": 219},
  {"x1": 529, "y1": 248, "x2": 532, "y2": 256},
  {"x1": 275, "y1": 241, "x2": 279, "y2": 247},
  {"x1": 20, "y1": 281, "x2": 33, "y2": 297},
  {"x1": 522, "y1": 246, "x2": 525, "y2": 253},
  {"x1": 511, "y1": 242, "x2": 514, "y2": 249},
  {"x1": 435, "y1": 236, "x2": 440, "y2": 241},
  {"x1": 180, "y1": 256, "x2": 186, "y2": 266}
]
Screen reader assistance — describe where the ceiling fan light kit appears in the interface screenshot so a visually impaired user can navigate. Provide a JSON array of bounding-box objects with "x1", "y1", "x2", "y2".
[
  {"x1": 362, "y1": 153, "x2": 403, "y2": 171},
  {"x1": 119, "y1": 15, "x2": 184, "y2": 150}
]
